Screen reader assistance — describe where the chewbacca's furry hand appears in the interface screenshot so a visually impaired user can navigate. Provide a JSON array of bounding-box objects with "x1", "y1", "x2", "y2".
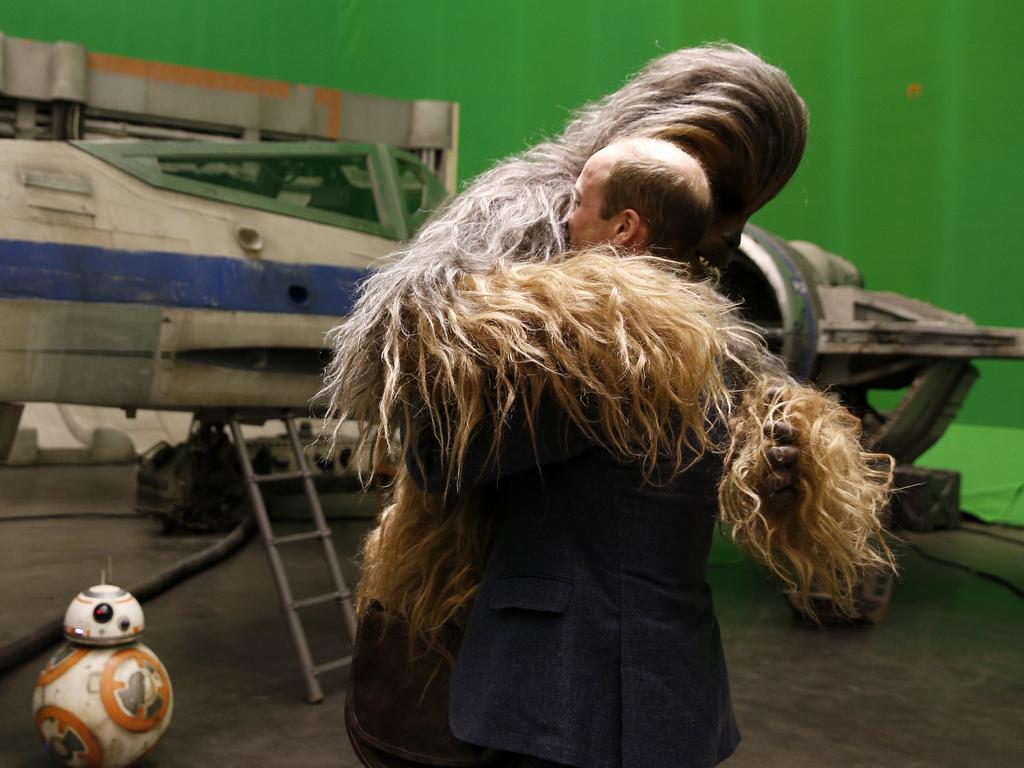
[
  {"x1": 762, "y1": 399, "x2": 800, "y2": 505},
  {"x1": 719, "y1": 375, "x2": 896, "y2": 621}
]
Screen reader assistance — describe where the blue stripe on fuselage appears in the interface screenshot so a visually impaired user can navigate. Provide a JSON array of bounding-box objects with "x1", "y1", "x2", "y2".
[{"x1": 0, "y1": 238, "x2": 368, "y2": 316}]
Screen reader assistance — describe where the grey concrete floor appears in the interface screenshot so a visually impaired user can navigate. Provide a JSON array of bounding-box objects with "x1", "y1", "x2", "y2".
[{"x1": 1, "y1": 465, "x2": 1022, "y2": 767}]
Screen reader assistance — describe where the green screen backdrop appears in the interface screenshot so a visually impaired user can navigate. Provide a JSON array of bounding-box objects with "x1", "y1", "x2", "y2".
[{"x1": 1, "y1": 0, "x2": 1021, "y2": 521}]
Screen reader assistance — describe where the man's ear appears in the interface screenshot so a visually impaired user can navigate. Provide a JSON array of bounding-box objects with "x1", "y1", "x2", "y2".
[{"x1": 611, "y1": 208, "x2": 648, "y2": 250}]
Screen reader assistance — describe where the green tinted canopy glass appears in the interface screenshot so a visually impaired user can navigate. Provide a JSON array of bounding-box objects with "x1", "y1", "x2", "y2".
[
  {"x1": 394, "y1": 154, "x2": 449, "y2": 233},
  {"x1": 74, "y1": 140, "x2": 449, "y2": 241}
]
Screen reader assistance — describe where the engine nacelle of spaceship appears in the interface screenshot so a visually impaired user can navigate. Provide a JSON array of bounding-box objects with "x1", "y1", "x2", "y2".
[{"x1": 724, "y1": 226, "x2": 1024, "y2": 463}]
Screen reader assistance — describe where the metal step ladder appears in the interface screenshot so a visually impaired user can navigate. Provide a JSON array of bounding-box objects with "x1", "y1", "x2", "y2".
[{"x1": 227, "y1": 410, "x2": 357, "y2": 703}]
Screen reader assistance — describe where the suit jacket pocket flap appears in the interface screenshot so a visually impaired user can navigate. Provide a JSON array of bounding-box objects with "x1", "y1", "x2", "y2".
[{"x1": 488, "y1": 575, "x2": 573, "y2": 613}]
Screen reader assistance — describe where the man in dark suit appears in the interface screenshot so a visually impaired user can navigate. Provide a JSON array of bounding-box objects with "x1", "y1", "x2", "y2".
[
  {"x1": 412, "y1": 406, "x2": 738, "y2": 767},
  {"x1": 408, "y1": 138, "x2": 797, "y2": 767}
]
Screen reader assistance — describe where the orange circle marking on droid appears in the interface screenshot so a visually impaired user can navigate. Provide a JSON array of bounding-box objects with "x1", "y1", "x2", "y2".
[
  {"x1": 35, "y1": 705, "x2": 103, "y2": 768},
  {"x1": 100, "y1": 647, "x2": 171, "y2": 732},
  {"x1": 36, "y1": 646, "x2": 89, "y2": 686}
]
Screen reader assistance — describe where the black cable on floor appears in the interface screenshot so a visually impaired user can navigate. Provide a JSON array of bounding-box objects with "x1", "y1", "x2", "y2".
[
  {"x1": 0, "y1": 512, "x2": 139, "y2": 522},
  {"x1": 957, "y1": 526, "x2": 1024, "y2": 548},
  {"x1": 903, "y1": 539, "x2": 1024, "y2": 600},
  {"x1": 0, "y1": 514, "x2": 254, "y2": 675}
]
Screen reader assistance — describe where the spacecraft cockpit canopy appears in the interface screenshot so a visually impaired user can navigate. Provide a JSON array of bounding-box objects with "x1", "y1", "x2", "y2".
[{"x1": 76, "y1": 140, "x2": 449, "y2": 242}]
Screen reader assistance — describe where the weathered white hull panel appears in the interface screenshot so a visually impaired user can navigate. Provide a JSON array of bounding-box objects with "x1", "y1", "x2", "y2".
[
  {"x1": 0, "y1": 140, "x2": 404, "y2": 412},
  {"x1": 0, "y1": 142, "x2": 395, "y2": 267},
  {"x1": 0, "y1": 298, "x2": 335, "y2": 409}
]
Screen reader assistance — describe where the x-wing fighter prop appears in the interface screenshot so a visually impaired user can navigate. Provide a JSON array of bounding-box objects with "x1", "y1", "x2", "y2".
[{"x1": 0, "y1": 32, "x2": 455, "y2": 531}]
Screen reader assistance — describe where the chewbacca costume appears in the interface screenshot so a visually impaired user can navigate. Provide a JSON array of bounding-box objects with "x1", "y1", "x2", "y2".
[
  {"x1": 337, "y1": 249, "x2": 891, "y2": 767},
  {"x1": 326, "y1": 45, "x2": 893, "y2": 768}
]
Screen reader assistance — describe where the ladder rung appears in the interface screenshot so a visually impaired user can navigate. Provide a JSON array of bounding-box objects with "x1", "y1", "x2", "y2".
[
  {"x1": 255, "y1": 470, "x2": 307, "y2": 483},
  {"x1": 229, "y1": 411, "x2": 358, "y2": 702},
  {"x1": 272, "y1": 530, "x2": 324, "y2": 545},
  {"x1": 292, "y1": 591, "x2": 346, "y2": 610},
  {"x1": 313, "y1": 655, "x2": 352, "y2": 675}
]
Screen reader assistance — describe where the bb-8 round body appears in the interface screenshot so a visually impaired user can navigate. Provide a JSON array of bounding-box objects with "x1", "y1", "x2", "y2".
[{"x1": 32, "y1": 585, "x2": 172, "y2": 768}]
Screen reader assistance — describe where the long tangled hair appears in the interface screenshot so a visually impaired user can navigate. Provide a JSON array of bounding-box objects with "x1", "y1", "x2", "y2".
[
  {"x1": 321, "y1": 44, "x2": 893, "y2": 648},
  {"x1": 719, "y1": 378, "x2": 896, "y2": 619},
  {"x1": 356, "y1": 248, "x2": 764, "y2": 650},
  {"x1": 324, "y1": 43, "x2": 809, "y2": 425}
]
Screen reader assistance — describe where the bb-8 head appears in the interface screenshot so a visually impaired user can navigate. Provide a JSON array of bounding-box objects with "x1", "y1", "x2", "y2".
[{"x1": 63, "y1": 585, "x2": 144, "y2": 646}]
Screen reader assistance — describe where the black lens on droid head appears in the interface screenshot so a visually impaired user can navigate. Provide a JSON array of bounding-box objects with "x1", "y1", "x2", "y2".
[
  {"x1": 119, "y1": 617, "x2": 131, "y2": 631},
  {"x1": 93, "y1": 603, "x2": 113, "y2": 623}
]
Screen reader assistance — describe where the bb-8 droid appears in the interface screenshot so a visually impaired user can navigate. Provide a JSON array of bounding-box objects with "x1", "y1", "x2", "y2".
[{"x1": 32, "y1": 584, "x2": 172, "y2": 767}]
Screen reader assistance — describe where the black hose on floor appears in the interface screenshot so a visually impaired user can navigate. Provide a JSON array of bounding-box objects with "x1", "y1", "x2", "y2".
[
  {"x1": 958, "y1": 525, "x2": 1024, "y2": 547},
  {"x1": 0, "y1": 514, "x2": 254, "y2": 676},
  {"x1": 903, "y1": 539, "x2": 1024, "y2": 601}
]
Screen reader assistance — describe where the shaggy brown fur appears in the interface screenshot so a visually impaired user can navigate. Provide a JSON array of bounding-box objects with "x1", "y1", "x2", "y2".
[
  {"x1": 391, "y1": 248, "x2": 742, "y2": 486},
  {"x1": 324, "y1": 44, "x2": 892, "y2": 653},
  {"x1": 353, "y1": 248, "x2": 894, "y2": 650},
  {"x1": 359, "y1": 474, "x2": 494, "y2": 657},
  {"x1": 357, "y1": 247, "x2": 746, "y2": 648},
  {"x1": 720, "y1": 378, "x2": 895, "y2": 618}
]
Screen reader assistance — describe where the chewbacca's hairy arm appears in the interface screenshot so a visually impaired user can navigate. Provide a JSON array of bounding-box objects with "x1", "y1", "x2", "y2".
[
  {"x1": 719, "y1": 378, "x2": 896, "y2": 620},
  {"x1": 405, "y1": 398, "x2": 596, "y2": 495}
]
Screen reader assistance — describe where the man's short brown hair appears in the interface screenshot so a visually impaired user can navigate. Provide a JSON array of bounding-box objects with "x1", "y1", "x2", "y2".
[{"x1": 600, "y1": 141, "x2": 712, "y2": 260}]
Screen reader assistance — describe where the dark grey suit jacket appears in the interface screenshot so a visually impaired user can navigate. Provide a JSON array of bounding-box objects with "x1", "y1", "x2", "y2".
[{"x1": 408, "y1": 408, "x2": 740, "y2": 768}]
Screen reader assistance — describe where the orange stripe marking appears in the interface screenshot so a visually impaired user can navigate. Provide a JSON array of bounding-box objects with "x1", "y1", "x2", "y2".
[
  {"x1": 88, "y1": 52, "x2": 290, "y2": 99},
  {"x1": 314, "y1": 87, "x2": 342, "y2": 139},
  {"x1": 35, "y1": 706, "x2": 103, "y2": 768},
  {"x1": 37, "y1": 647, "x2": 89, "y2": 686},
  {"x1": 101, "y1": 647, "x2": 171, "y2": 732}
]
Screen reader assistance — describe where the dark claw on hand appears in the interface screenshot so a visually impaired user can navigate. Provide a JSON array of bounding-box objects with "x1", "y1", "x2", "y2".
[
  {"x1": 762, "y1": 420, "x2": 795, "y2": 445},
  {"x1": 767, "y1": 445, "x2": 799, "y2": 468},
  {"x1": 766, "y1": 469, "x2": 795, "y2": 492}
]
